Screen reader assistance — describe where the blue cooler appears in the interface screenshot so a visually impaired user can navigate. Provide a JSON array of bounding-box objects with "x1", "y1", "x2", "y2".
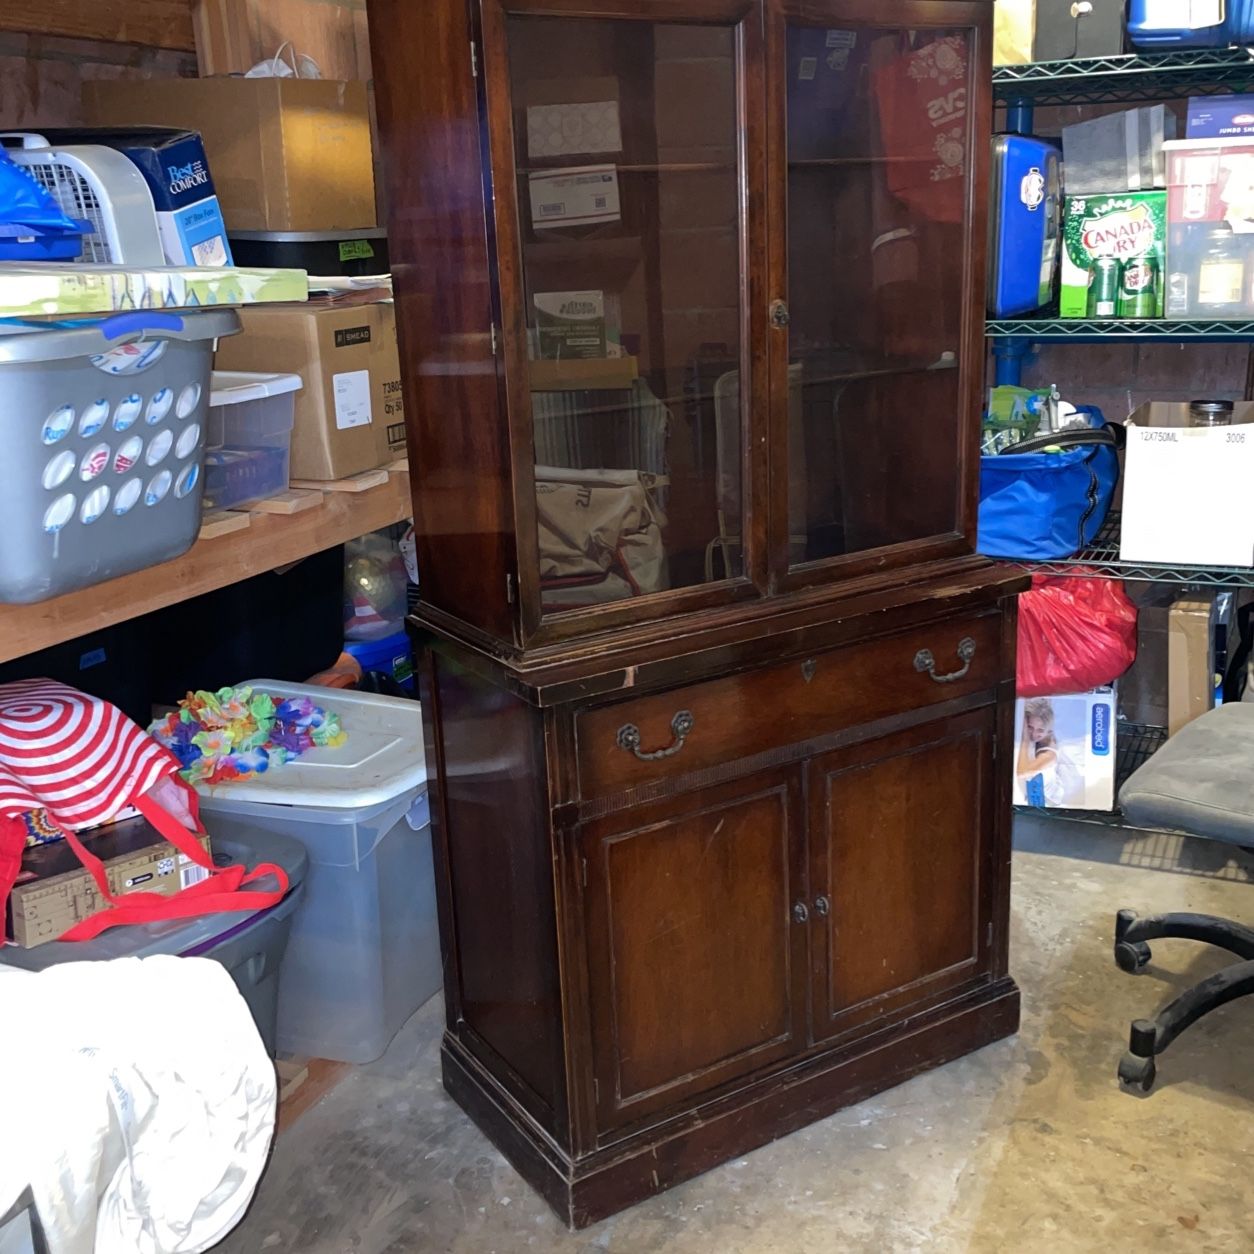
[
  {"x1": 1129, "y1": 0, "x2": 1254, "y2": 48},
  {"x1": 988, "y1": 136, "x2": 1062, "y2": 318}
]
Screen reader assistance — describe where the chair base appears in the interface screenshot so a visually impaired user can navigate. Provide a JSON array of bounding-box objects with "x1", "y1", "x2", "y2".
[{"x1": 1113, "y1": 909, "x2": 1254, "y2": 1093}]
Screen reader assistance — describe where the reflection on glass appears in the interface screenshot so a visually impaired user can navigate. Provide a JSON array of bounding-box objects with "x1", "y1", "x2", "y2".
[
  {"x1": 785, "y1": 25, "x2": 968, "y2": 566},
  {"x1": 505, "y1": 16, "x2": 744, "y2": 614}
]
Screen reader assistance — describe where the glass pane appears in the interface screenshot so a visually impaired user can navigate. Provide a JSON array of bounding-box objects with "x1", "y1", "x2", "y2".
[
  {"x1": 504, "y1": 16, "x2": 745, "y2": 615},
  {"x1": 784, "y1": 25, "x2": 969, "y2": 566}
]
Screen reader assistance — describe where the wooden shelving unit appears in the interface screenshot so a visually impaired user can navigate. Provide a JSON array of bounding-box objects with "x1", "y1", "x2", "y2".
[{"x1": 0, "y1": 467, "x2": 411, "y2": 664}]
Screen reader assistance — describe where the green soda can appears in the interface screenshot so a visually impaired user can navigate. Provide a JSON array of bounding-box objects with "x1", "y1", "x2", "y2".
[
  {"x1": 1117, "y1": 255, "x2": 1159, "y2": 318},
  {"x1": 1088, "y1": 257, "x2": 1121, "y2": 318}
]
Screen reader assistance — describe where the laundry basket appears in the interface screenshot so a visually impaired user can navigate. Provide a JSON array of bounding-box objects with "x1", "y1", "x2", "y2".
[{"x1": 0, "y1": 309, "x2": 240, "y2": 604}]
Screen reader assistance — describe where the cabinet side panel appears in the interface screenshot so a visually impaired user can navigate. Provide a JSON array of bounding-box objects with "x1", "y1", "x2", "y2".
[
  {"x1": 369, "y1": 0, "x2": 517, "y2": 643},
  {"x1": 431, "y1": 651, "x2": 565, "y2": 1129}
]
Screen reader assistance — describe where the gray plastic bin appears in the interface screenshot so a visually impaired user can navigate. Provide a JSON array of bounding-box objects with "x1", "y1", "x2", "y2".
[
  {"x1": 0, "y1": 309, "x2": 239, "y2": 604},
  {"x1": 197, "y1": 787, "x2": 437, "y2": 1063},
  {"x1": 0, "y1": 827, "x2": 305, "y2": 1056}
]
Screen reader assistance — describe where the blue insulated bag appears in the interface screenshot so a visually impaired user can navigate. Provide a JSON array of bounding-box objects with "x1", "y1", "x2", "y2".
[{"x1": 977, "y1": 407, "x2": 1120, "y2": 561}]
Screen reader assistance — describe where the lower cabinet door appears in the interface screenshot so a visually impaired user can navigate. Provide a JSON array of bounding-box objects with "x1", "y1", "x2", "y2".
[
  {"x1": 808, "y1": 707, "x2": 996, "y2": 1043},
  {"x1": 580, "y1": 767, "x2": 808, "y2": 1134}
]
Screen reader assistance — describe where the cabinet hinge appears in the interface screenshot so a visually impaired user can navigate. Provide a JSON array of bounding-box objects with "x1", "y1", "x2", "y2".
[
  {"x1": 593, "y1": 1077, "x2": 599, "y2": 1102},
  {"x1": 581, "y1": 857, "x2": 588, "y2": 888},
  {"x1": 490, "y1": 323, "x2": 498, "y2": 356},
  {"x1": 986, "y1": 921, "x2": 994, "y2": 949},
  {"x1": 506, "y1": 572, "x2": 515, "y2": 605},
  {"x1": 470, "y1": 41, "x2": 479, "y2": 78}
]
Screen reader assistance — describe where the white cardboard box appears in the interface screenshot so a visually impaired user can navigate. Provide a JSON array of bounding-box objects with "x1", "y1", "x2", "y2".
[
  {"x1": 1013, "y1": 687, "x2": 1117, "y2": 811},
  {"x1": 1120, "y1": 409, "x2": 1254, "y2": 567}
]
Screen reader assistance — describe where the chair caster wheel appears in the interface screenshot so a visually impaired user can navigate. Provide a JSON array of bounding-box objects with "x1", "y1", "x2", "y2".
[
  {"x1": 1115, "y1": 940, "x2": 1152, "y2": 973},
  {"x1": 1118, "y1": 1052, "x2": 1157, "y2": 1093}
]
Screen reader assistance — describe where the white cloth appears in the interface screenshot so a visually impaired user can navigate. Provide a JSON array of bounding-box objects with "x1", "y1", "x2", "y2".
[{"x1": 0, "y1": 955, "x2": 275, "y2": 1254}]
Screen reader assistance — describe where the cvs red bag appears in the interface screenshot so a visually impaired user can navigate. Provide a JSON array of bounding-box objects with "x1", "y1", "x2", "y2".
[
  {"x1": 1017, "y1": 575, "x2": 1138, "y2": 696},
  {"x1": 0, "y1": 679, "x2": 287, "y2": 941}
]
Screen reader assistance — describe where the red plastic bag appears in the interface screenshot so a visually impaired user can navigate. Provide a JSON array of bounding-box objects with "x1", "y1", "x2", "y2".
[{"x1": 1017, "y1": 574, "x2": 1137, "y2": 696}]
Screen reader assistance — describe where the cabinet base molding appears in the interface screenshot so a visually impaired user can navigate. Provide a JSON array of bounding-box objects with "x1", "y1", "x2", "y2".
[{"x1": 442, "y1": 977, "x2": 1020, "y2": 1230}]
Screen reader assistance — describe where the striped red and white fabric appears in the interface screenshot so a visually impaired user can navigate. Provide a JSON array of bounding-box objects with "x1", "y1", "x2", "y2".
[
  {"x1": 0, "y1": 679, "x2": 178, "y2": 836},
  {"x1": 0, "y1": 680, "x2": 288, "y2": 942}
]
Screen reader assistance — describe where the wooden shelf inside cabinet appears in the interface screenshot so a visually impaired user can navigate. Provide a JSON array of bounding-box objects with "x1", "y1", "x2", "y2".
[
  {"x1": 518, "y1": 162, "x2": 734, "y2": 175},
  {"x1": 0, "y1": 469, "x2": 411, "y2": 664},
  {"x1": 787, "y1": 155, "x2": 932, "y2": 167}
]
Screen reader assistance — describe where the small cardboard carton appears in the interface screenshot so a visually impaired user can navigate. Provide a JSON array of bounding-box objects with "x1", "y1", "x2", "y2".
[
  {"x1": 85, "y1": 77, "x2": 376, "y2": 233},
  {"x1": 1120, "y1": 402, "x2": 1254, "y2": 568},
  {"x1": 1013, "y1": 687, "x2": 1117, "y2": 812},
  {"x1": 8, "y1": 815, "x2": 212, "y2": 948},
  {"x1": 213, "y1": 301, "x2": 405, "y2": 481}
]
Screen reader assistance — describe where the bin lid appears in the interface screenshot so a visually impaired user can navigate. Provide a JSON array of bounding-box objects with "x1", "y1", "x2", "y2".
[
  {"x1": 210, "y1": 371, "x2": 303, "y2": 405},
  {"x1": 194, "y1": 680, "x2": 426, "y2": 809}
]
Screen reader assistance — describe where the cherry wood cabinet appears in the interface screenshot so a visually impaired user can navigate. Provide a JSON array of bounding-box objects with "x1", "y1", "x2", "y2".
[{"x1": 371, "y1": 0, "x2": 1021, "y2": 1227}]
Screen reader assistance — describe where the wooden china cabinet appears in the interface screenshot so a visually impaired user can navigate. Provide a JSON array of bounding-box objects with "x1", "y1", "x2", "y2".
[{"x1": 370, "y1": 0, "x2": 1022, "y2": 1227}]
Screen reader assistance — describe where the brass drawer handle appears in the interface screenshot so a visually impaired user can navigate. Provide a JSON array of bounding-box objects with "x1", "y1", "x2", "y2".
[
  {"x1": 616, "y1": 710, "x2": 694, "y2": 761},
  {"x1": 914, "y1": 636, "x2": 977, "y2": 684}
]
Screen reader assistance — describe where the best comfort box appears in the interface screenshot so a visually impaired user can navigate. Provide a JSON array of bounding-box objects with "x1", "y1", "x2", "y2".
[
  {"x1": 1061, "y1": 191, "x2": 1167, "y2": 318},
  {"x1": 34, "y1": 127, "x2": 232, "y2": 266},
  {"x1": 85, "y1": 78, "x2": 376, "y2": 233},
  {"x1": 1013, "y1": 687, "x2": 1117, "y2": 812},
  {"x1": 214, "y1": 301, "x2": 404, "y2": 481}
]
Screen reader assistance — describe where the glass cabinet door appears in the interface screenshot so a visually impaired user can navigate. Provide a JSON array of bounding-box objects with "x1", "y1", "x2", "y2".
[
  {"x1": 772, "y1": 7, "x2": 981, "y2": 577},
  {"x1": 487, "y1": 4, "x2": 761, "y2": 630}
]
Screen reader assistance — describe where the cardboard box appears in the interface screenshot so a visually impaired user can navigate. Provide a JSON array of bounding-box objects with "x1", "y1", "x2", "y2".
[
  {"x1": 1013, "y1": 687, "x2": 1117, "y2": 812},
  {"x1": 1061, "y1": 192, "x2": 1167, "y2": 318},
  {"x1": 1120, "y1": 403, "x2": 1254, "y2": 567},
  {"x1": 7, "y1": 815, "x2": 212, "y2": 948},
  {"x1": 1186, "y1": 95, "x2": 1254, "y2": 140},
  {"x1": 1165, "y1": 591, "x2": 1236, "y2": 737},
  {"x1": 1061, "y1": 106, "x2": 1177, "y2": 195},
  {"x1": 213, "y1": 301, "x2": 404, "y2": 480},
  {"x1": 85, "y1": 78, "x2": 376, "y2": 233},
  {"x1": 994, "y1": 0, "x2": 1036, "y2": 66},
  {"x1": 1164, "y1": 137, "x2": 1254, "y2": 318},
  {"x1": 1169, "y1": 596, "x2": 1219, "y2": 737}
]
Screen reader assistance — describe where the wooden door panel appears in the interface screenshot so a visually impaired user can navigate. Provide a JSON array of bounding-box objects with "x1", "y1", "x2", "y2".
[
  {"x1": 581, "y1": 769, "x2": 806, "y2": 1133},
  {"x1": 809, "y1": 709, "x2": 994, "y2": 1041}
]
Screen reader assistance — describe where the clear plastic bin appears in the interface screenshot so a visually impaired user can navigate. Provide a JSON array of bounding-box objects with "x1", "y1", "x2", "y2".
[
  {"x1": 203, "y1": 371, "x2": 300, "y2": 513},
  {"x1": 194, "y1": 682, "x2": 436, "y2": 1063}
]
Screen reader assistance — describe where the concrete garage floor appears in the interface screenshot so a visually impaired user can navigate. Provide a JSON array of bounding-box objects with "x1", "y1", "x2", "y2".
[{"x1": 218, "y1": 820, "x2": 1254, "y2": 1254}]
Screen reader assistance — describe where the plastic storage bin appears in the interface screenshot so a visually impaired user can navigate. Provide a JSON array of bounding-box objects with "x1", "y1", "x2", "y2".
[
  {"x1": 0, "y1": 309, "x2": 239, "y2": 604},
  {"x1": 195, "y1": 681, "x2": 436, "y2": 1063},
  {"x1": 203, "y1": 371, "x2": 300, "y2": 513},
  {"x1": 0, "y1": 827, "x2": 305, "y2": 1056},
  {"x1": 1128, "y1": 0, "x2": 1254, "y2": 48}
]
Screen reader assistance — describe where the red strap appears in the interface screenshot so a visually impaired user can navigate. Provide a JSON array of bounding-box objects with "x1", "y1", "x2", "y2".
[{"x1": 52, "y1": 778, "x2": 288, "y2": 942}]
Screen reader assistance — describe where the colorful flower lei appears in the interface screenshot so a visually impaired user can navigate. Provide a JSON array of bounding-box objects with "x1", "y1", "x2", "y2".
[{"x1": 149, "y1": 685, "x2": 347, "y2": 786}]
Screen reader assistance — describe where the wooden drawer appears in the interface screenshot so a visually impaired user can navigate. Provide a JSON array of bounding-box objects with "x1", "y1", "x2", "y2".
[{"x1": 575, "y1": 611, "x2": 1004, "y2": 798}]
